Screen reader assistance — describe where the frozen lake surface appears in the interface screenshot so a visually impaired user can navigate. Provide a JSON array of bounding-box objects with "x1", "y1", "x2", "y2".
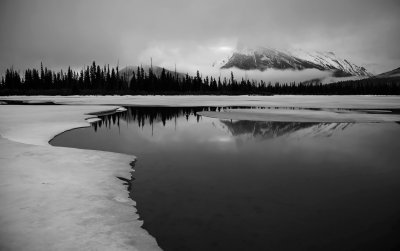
[{"x1": 51, "y1": 106, "x2": 400, "y2": 250}]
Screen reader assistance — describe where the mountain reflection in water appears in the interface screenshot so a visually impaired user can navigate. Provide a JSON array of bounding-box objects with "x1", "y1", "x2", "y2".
[
  {"x1": 51, "y1": 106, "x2": 400, "y2": 251},
  {"x1": 92, "y1": 106, "x2": 352, "y2": 140}
]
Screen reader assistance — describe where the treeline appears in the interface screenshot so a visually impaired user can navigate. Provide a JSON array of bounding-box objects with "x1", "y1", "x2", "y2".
[
  {"x1": 1, "y1": 62, "x2": 399, "y2": 95},
  {"x1": 266, "y1": 78, "x2": 400, "y2": 95},
  {"x1": 0, "y1": 62, "x2": 271, "y2": 95},
  {"x1": 93, "y1": 106, "x2": 217, "y2": 131},
  {"x1": 1, "y1": 62, "x2": 126, "y2": 95}
]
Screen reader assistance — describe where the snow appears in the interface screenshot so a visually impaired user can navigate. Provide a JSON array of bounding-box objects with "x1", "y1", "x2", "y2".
[
  {"x1": 0, "y1": 105, "x2": 123, "y2": 146},
  {"x1": 287, "y1": 49, "x2": 372, "y2": 77},
  {"x1": 222, "y1": 46, "x2": 372, "y2": 77},
  {"x1": 0, "y1": 95, "x2": 399, "y2": 249},
  {"x1": 287, "y1": 123, "x2": 352, "y2": 138},
  {"x1": 1, "y1": 95, "x2": 400, "y2": 109},
  {"x1": 212, "y1": 55, "x2": 230, "y2": 68},
  {"x1": 85, "y1": 117, "x2": 102, "y2": 123},
  {"x1": 236, "y1": 46, "x2": 256, "y2": 56},
  {"x1": 198, "y1": 108, "x2": 400, "y2": 123},
  {"x1": 0, "y1": 105, "x2": 160, "y2": 251},
  {"x1": 116, "y1": 107, "x2": 128, "y2": 112}
]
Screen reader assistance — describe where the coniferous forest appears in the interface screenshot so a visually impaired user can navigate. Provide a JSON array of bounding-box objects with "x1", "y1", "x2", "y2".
[{"x1": 1, "y1": 62, "x2": 399, "y2": 95}]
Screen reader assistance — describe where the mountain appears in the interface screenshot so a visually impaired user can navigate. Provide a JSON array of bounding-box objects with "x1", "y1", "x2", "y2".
[
  {"x1": 288, "y1": 49, "x2": 372, "y2": 77},
  {"x1": 219, "y1": 120, "x2": 352, "y2": 141},
  {"x1": 375, "y1": 67, "x2": 400, "y2": 78},
  {"x1": 215, "y1": 47, "x2": 372, "y2": 77},
  {"x1": 119, "y1": 65, "x2": 186, "y2": 81}
]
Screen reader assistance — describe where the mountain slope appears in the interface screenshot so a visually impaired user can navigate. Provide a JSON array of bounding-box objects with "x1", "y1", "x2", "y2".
[
  {"x1": 288, "y1": 49, "x2": 371, "y2": 77},
  {"x1": 119, "y1": 65, "x2": 186, "y2": 81},
  {"x1": 375, "y1": 67, "x2": 400, "y2": 78},
  {"x1": 217, "y1": 47, "x2": 372, "y2": 77},
  {"x1": 219, "y1": 120, "x2": 352, "y2": 141}
]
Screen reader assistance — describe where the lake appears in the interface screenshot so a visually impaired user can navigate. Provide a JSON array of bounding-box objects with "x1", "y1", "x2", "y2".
[{"x1": 50, "y1": 106, "x2": 400, "y2": 251}]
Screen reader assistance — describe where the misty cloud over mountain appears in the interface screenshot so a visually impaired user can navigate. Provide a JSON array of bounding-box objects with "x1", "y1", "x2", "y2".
[{"x1": 1, "y1": 0, "x2": 399, "y2": 75}]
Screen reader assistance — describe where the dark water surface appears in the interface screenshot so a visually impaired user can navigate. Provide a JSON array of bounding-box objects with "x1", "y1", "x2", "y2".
[{"x1": 50, "y1": 106, "x2": 400, "y2": 251}]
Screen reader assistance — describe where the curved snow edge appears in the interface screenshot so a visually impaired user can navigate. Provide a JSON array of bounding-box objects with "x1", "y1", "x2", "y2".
[{"x1": 0, "y1": 105, "x2": 161, "y2": 251}]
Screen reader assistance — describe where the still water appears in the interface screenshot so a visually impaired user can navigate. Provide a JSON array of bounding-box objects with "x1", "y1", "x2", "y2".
[{"x1": 50, "y1": 106, "x2": 400, "y2": 250}]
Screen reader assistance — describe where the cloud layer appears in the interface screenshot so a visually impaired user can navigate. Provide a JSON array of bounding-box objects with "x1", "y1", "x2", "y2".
[{"x1": 1, "y1": 0, "x2": 399, "y2": 75}]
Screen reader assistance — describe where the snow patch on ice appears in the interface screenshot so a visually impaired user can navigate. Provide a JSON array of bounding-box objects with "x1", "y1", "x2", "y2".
[
  {"x1": 1, "y1": 95, "x2": 400, "y2": 109},
  {"x1": 0, "y1": 105, "x2": 125, "y2": 146},
  {"x1": 116, "y1": 107, "x2": 128, "y2": 112},
  {"x1": 0, "y1": 105, "x2": 160, "y2": 250},
  {"x1": 85, "y1": 117, "x2": 102, "y2": 123}
]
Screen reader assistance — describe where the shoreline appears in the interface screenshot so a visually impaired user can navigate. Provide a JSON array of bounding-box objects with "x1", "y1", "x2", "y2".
[
  {"x1": 0, "y1": 105, "x2": 161, "y2": 250},
  {"x1": 1, "y1": 95, "x2": 400, "y2": 109},
  {"x1": 2, "y1": 95, "x2": 400, "y2": 250}
]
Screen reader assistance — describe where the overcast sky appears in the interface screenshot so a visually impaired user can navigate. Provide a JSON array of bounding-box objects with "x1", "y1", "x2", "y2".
[{"x1": 1, "y1": 0, "x2": 399, "y2": 75}]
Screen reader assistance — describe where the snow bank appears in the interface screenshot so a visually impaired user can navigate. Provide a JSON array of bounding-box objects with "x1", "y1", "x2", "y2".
[
  {"x1": 0, "y1": 96, "x2": 399, "y2": 250},
  {"x1": 1, "y1": 95, "x2": 400, "y2": 109},
  {"x1": 85, "y1": 117, "x2": 102, "y2": 123},
  {"x1": 0, "y1": 105, "x2": 160, "y2": 251},
  {"x1": 116, "y1": 107, "x2": 128, "y2": 112},
  {"x1": 0, "y1": 105, "x2": 121, "y2": 146},
  {"x1": 198, "y1": 109, "x2": 400, "y2": 123}
]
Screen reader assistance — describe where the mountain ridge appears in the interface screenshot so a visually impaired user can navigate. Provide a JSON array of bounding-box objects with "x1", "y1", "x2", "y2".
[
  {"x1": 375, "y1": 67, "x2": 400, "y2": 78},
  {"x1": 119, "y1": 65, "x2": 186, "y2": 81},
  {"x1": 216, "y1": 47, "x2": 372, "y2": 77}
]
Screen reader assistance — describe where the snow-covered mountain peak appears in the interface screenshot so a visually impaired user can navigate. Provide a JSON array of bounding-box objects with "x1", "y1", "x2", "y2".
[
  {"x1": 286, "y1": 49, "x2": 372, "y2": 77},
  {"x1": 216, "y1": 46, "x2": 373, "y2": 77}
]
